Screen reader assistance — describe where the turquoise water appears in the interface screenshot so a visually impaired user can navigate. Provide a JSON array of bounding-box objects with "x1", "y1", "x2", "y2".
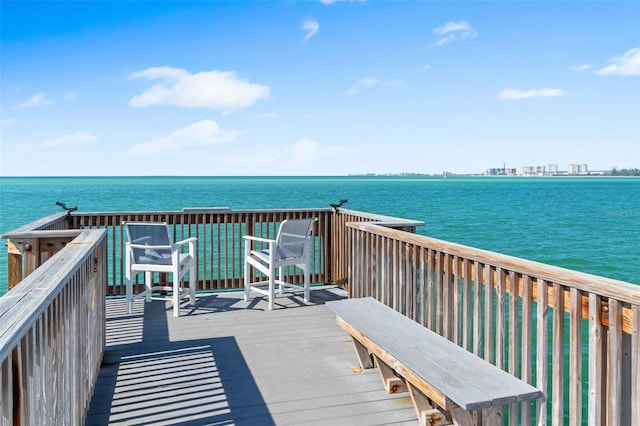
[{"x1": 1, "y1": 176, "x2": 638, "y2": 295}]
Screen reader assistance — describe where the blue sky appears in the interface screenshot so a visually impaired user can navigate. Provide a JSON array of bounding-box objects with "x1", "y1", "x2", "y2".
[{"x1": 1, "y1": 1, "x2": 639, "y2": 176}]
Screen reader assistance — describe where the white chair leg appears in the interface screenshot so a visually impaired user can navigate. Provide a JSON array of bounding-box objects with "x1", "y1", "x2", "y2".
[
  {"x1": 244, "y1": 243, "x2": 251, "y2": 302},
  {"x1": 244, "y1": 260, "x2": 251, "y2": 302},
  {"x1": 188, "y1": 263, "x2": 196, "y2": 307},
  {"x1": 304, "y1": 264, "x2": 310, "y2": 302},
  {"x1": 278, "y1": 267, "x2": 284, "y2": 294},
  {"x1": 268, "y1": 264, "x2": 275, "y2": 310},
  {"x1": 125, "y1": 271, "x2": 133, "y2": 314},
  {"x1": 145, "y1": 271, "x2": 153, "y2": 303},
  {"x1": 172, "y1": 282, "x2": 180, "y2": 317},
  {"x1": 172, "y1": 264, "x2": 181, "y2": 317}
]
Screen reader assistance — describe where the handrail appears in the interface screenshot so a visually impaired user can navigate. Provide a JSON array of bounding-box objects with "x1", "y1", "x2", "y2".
[
  {"x1": 0, "y1": 228, "x2": 107, "y2": 424},
  {"x1": 347, "y1": 221, "x2": 640, "y2": 425},
  {"x1": 348, "y1": 222, "x2": 639, "y2": 305}
]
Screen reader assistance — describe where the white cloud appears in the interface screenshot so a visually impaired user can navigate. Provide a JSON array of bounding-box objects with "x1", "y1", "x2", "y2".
[
  {"x1": 346, "y1": 77, "x2": 404, "y2": 95},
  {"x1": 14, "y1": 93, "x2": 54, "y2": 109},
  {"x1": 1, "y1": 118, "x2": 16, "y2": 127},
  {"x1": 42, "y1": 131, "x2": 95, "y2": 147},
  {"x1": 289, "y1": 138, "x2": 320, "y2": 164},
  {"x1": 596, "y1": 48, "x2": 640, "y2": 76},
  {"x1": 129, "y1": 119, "x2": 241, "y2": 155},
  {"x1": 497, "y1": 88, "x2": 564, "y2": 100},
  {"x1": 569, "y1": 64, "x2": 590, "y2": 72},
  {"x1": 302, "y1": 19, "x2": 319, "y2": 42},
  {"x1": 18, "y1": 131, "x2": 96, "y2": 151},
  {"x1": 63, "y1": 92, "x2": 77, "y2": 100},
  {"x1": 432, "y1": 21, "x2": 477, "y2": 47},
  {"x1": 129, "y1": 67, "x2": 269, "y2": 110},
  {"x1": 227, "y1": 138, "x2": 345, "y2": 171},
  {"x1": 434, "y1": 21, "x2": 471, "y2": 34}
]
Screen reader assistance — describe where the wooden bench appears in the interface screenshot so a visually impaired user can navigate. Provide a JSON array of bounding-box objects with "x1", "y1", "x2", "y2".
[{"x1": 326, "y1": 297, "x2": 544, "y2": 426}]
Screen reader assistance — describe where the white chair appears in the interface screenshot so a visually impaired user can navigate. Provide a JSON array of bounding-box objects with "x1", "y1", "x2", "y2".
[
  {"x1": 124, "y1": 221, "x2": 197, "y2": 317},
  {"x1": 243, "y1": 218, "x2": 317, "y2": 310}
]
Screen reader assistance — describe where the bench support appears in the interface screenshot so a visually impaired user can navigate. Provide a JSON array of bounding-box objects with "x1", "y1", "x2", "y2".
[
  {"x1": 351, "y1": 337, "x2": 374, "y2": 369},
  {"x1": 374, "y1": 355, "x2": 408, "y2": 394},
  {"x1": 407, "y1": 382, "x2": 452, "y2": 426}
]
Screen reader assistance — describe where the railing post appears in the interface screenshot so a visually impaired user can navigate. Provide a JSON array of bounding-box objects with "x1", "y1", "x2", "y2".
[
  {"x1": 6, "y1": 240, "x2": 23, "y2": 290},
  {"x1": 22, "y1": 238, "x2": 40, "y2": 282}
]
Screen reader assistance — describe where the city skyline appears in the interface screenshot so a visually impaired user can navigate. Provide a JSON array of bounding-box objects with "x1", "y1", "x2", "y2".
[{"x1": 1, "y1": 1, "x2": 639, "y2": 176}]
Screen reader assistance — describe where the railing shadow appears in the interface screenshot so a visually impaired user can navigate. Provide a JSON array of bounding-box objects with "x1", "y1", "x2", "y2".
[
  {"x1": 85, "y1": 299, "x2": 275, "y2": 425},
  {"x1": 181, "y1": 286, "x2": 347, "y2": 314}
]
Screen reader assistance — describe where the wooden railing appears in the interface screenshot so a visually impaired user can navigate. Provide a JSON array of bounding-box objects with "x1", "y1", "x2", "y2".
[
  {"x1": 6, "y1": 208, "x2": 637, "y2": 424},
  {"x1": 0, "y1": 228, "x2": 107, "y2": 425},
  {"x1": 348, "y1": 222, "x2": 639, "y2": 426},
  {"x1": 0, "y1": 207, "x2": 421, "y2": 424},
  {"x1": 67, "y1": 208, "x2": 332, "y2": 295},
  {"x1": 3, "y1": 207, "x2": 422, "y2": 295}
]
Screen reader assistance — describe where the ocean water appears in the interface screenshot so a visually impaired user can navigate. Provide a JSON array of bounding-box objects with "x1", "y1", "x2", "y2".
[{"x1": 1, "y1": 176, "x2": 638, "y2": 295}]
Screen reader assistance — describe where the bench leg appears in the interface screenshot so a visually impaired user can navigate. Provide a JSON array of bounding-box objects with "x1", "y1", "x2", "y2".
[
  {"x1": 449, "y1": 406, "x2": 503, "y2": 426},
  {"x1": 351, "y1": 337, "x2": 374, "y2": 369},
  {"x1": 479, "y1": 406, "x2": 503, "y2": 426},
  {"x1": 374, "y1": 356, "x2": 407, "y2": 394},
  {"x1": 407, "y1": 382, "x2": 452, "y2": 426},
  {"x1": 449, "y1": 407, "x2": 475, "y2": 426}
]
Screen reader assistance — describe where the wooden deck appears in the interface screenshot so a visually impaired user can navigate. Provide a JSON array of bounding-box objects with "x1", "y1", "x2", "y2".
[{"x1": 85, "y1": 286, "x2": 416, "y2": 425}]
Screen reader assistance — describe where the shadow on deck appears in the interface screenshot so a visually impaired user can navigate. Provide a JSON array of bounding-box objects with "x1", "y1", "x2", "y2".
[{"x1": 85, "y1": 287, "x2": 416, "y2": 425}]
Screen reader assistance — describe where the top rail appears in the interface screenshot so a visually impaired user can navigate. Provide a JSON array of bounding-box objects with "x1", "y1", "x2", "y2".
[{"x1": 348, "y1": 222, "x2": 639, "y2": 306}]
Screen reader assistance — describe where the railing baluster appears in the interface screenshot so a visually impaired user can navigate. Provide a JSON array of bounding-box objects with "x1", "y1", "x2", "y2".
[
  {"x1": 569, "y1": 287, "x2": 582, "y2": 426},
  {"x1": 606, "y1": 299, "x2": 622, "y2": 426},
  {"x1": 473, "y1": 261, "x2": 483, "y2": 358},
  {"x1": 521, "y1": 274, "x2": 533, "y2": 425},
  {"x1": 537, "y1": 278, "x2": 549, "y2": 426},
  {"x1": 484, "y1": 265, "x2": 494, "y2": 363},
  {"x1": 552, "y1": 283, "x2": 565, "y2": 425}
]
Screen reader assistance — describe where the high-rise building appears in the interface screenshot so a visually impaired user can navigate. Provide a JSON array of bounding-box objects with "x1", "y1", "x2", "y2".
[{"x1": 568, "y1": 164, "x2": 589, "y2": 175}]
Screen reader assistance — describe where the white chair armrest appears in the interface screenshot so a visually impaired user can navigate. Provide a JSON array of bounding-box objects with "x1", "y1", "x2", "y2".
[
  {"x1": 129, "y1": 243, "x2": 172, "y2": 250},
  {"x1": 243, "y1": 235, "x2": 276, "y2": 244},
  {"x1": 174, "y1": 237, "x2": 198, "y2": 246}
]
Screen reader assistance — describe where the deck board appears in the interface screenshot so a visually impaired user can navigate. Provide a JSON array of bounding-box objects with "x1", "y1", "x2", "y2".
[{"x1": 85, "y1": 286, "x2": 416, "y2": 425}]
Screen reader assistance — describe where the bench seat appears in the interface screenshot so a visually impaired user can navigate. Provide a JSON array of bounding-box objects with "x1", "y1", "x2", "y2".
[{"x1": 326, "y1": 297, "x2": 544, "y2": 425}]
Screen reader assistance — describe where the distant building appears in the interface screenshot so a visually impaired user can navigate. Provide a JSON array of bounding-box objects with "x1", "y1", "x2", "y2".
[
  {"x1": 517, "y1": 166, "x2": 534, "y2": 176},
  {"x1": 484, "y1": 167, "x2": 517, "y2": 176},
  {"x1": 568, "y1": 164, "x2": 588, "y2": 175},
  {"x1": 486, "y1": 163, "x2": 585, "y2": 176}
]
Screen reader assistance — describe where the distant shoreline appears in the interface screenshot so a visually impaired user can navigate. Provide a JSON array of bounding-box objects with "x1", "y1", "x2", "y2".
[{"x1": 0, "y1": 173, "x2": 639, "y2": 179}]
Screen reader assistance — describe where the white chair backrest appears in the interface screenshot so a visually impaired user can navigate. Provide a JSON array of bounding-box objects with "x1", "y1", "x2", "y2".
[
  {"x1": 124, "y1": 222, "x2": 173, "y2": 265},
  {"x1": 274, "y1": 218, "x2": 316, "y2": 260}
]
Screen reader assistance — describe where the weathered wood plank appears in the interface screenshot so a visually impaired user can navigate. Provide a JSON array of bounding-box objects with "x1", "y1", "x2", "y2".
[
  {"x1": 552, "y1": 283, "x2": 565, "y2": 425},
  {"x1": 536, "y1": 278, "x2": 549, "y2": 426},
  {"x1": 632, "y1": 305, "x2": 640, "y2": 425},
  {"x1": 588, "y1": 293, "x2": 603, "y2": 425},
  {"x1": 607, "y1": 299, "x2": 622, "y2": 426},
  {"x1": 569, "y1": 287, "x2": 582, "y2": 426}
]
